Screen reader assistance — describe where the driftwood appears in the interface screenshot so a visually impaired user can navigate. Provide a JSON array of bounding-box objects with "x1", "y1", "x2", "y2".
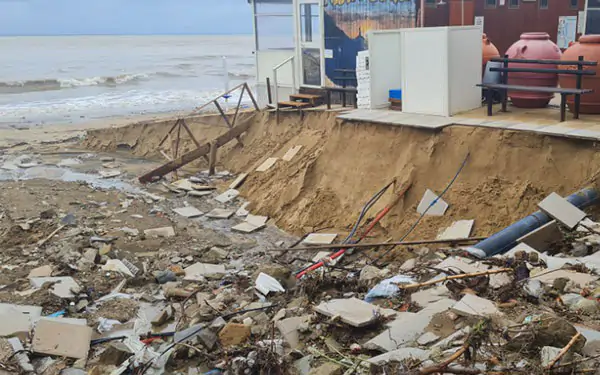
[{"x1": 396, "y1": 268, "x2": 512, "y2": 289}]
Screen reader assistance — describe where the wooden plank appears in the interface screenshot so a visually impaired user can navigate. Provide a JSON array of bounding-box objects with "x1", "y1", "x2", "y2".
[
  {"x1": 139, "y1": 117, "x2": 253, "y2": 183},
  {"x1": 277, "y1": 101, "x2": 311, "y2": 108},
  {"x1": 208, "y1": 141, "x2": 218, "y2": 176}
]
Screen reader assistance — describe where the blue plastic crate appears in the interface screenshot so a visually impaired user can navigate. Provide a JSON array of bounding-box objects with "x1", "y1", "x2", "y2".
[{"x1": 389, "y1": 89, "x2": 402, "y2": 100}]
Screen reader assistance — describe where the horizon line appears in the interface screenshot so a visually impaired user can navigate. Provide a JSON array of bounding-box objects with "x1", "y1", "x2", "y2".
[{"x1": 0, "y1": 32, "x2": 254, "y2": 37}]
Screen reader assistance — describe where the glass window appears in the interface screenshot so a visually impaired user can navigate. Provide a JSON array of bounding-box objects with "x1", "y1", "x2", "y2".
[
  {"x1": 570, "y1": 0, "x2": 578, "y2": 9},
  {"x1": 485, "y1": 0, "x2": 497, "y2": 8},
  {"x1": 589, "y1": 0, "x2": 600, "y2": 7},
  {"x1": 301, "y1": 48, "x2": 321, "y2": 86},
  {"x1": 255, "y1": 1, "x2": 295, "y2": 50},
  {"x1": 587, "y1": 9, "x2": 600, "y2": 34},
  {"x1": 539, "y1": 0, "x2": 548, "y2": 9},
  {"x1": 425, "y1": 0, "x2": 436, "y2": 6},
  {"x1": 300, "y1": 3, "x2": 320, "y2": 43},
  {"x1": 509, "y1": 0, "x2": 519, "y2": 8}
]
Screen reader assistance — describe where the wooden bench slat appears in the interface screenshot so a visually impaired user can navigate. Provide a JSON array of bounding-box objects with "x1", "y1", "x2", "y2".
[
  {"x1": 490, "y1": 67, "x2": 596, "y2": 76},
  {"x1": 477, "y1": 83, "x2": 593, "y2": 95},
  {"x1": 490, "y1": 57, "x2": 598, "y2": 66}
]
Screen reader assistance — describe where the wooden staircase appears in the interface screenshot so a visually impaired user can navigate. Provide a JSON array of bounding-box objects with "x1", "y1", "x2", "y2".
[{"x1": 277, "y1": 92, "x2": 323, "y2": 109}]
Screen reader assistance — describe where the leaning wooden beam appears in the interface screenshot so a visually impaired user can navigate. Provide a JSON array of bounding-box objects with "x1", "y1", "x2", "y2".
[
  {"x1": 138, "y1": 116, "x2": 253, "y2": 183},
  {"x1": 396, "y1": 268, "x2": 512, "y2": 290},
  {"x1": 268, "y1": 237, "x2": 487, "y2": 252}
]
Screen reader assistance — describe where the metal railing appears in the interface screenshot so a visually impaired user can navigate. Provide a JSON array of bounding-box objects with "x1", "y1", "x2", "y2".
[{"x1": 272, "y1": 55, "x2": 296, "y2": 108}]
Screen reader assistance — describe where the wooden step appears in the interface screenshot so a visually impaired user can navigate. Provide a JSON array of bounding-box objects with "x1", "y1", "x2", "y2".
[
  {"x1": 290, "y1": 93, "x2": 322, "y2": 101},
  {"x1": 277, "y1": 101, "x2": 312, "y2": 108}
]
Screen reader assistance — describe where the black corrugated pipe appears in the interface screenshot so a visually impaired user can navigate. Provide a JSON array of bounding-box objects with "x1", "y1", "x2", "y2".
[{"x1": 466, "y1": 187, "x2": 600, "y2": 258}]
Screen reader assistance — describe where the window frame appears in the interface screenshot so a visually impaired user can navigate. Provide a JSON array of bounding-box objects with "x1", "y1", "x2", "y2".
[
  {"x1": 539, "y1": 0, "x2": 549, "y2": 10},
  {"x1": 508, "y1": 0, "x2": 519, "y2": 9},
  {"x1": 570, "y1": 0, "x2": 578, "y2": 9},
  {"x1": 484, "y1": 0, "x2": 497, "y2": 9}
]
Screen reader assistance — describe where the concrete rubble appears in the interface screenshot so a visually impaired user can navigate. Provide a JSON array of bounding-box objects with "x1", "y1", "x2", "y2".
[{"x1": 3, "y1": 158, "x2": 600, "y2": 375}]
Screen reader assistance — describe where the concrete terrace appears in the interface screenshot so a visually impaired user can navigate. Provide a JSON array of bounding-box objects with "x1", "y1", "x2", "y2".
[{"x1": 337, "y1": 102, "x2": 600, "y2": 141}]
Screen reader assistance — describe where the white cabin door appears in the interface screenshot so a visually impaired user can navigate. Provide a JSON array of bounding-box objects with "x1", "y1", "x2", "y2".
[{"x1": 296, "y1": 0, "x2": 323, "y2": 87}]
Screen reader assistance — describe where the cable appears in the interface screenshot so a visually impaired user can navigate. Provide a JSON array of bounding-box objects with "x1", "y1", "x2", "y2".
[{"x1": 369, "y1": 152, "x2": 470, "y2": 266}]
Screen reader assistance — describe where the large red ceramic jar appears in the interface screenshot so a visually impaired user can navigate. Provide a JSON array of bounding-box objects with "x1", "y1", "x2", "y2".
[
  {"x1": 559, "y1": 35, "x2": 600, "y2": 114},
  {"x1": 506, "y1": 32, "x2": 562, "y2": 108}
]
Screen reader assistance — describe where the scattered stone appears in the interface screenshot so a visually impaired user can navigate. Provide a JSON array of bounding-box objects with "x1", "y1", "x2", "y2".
[
  {"x1": 451, "y1": 294, "x2": 502, "y2": 318},
  {"x1": 206, "y1": 208, "x2": 234, "y2": 219},
  {"x1": 184, "y1": 262, "x2": 226, "y2": 281},
  {"x1": 81, "y1": 248, "x2": 98, "y2": 264},
  {"x1": 215, "y1": 189, "x2": 239, "y2": 203},
  {"x1": 517, "y1": 220, "x2": 564, "y2": 252},
  {"x1": 30, "y1": 277, "x2": 80, "y2": 298},
  {"x1": 102, "y1": 259, "x2": 135, "y2": 277},
  {"x1": 236, "y1": 202, "x2": 250, "y2": 217},
  {"x1": 121, "y1": 227, "x2": 139, "y2": 236},
  {"x1": 246, "y1": 214, "x2": 268, "y2": 227},
  {"x1": 229, "y1": 173, "x2": 248, "y2": 189},
  {"x1": 273, "y1": 308, "x2": 287, "y2": 322},
  {"x1": 173, "y1": 206, "x2": 204, "y2": 218},
  {"x1": 144, "y1": 226, "x2": 175, "y2": 238},
  {"x1": 360, "y1": 265, "x2": 382, "y2": 282},
  {"x1": 28, "y1": 265, "x2": 53, "y2": 278},
  {"x1": 437, "y1": 220, "x2": 474, "y2": 240},
  {"x1": 0, "y1": 303, "x2": 42, "y2": 339},
  {"x1": 308, "y1": 362, "x2": 342, "y2": 375},
  {"x1": 255, "y1": 157, "x2": 278, "y2": 172},
  {"x1": 314, "y1": 298, "x2": 396, "y2": 327},
  {"x1": 99, "y1": 170, "x2": 121, "y2": 178},
  {"x1": 368, "y1": 347, "x2": 431, "y2": 366},
  {"x1": 276, "y1": 316, "x2": 311, "y2": 349},
  {"x1": 231, "y1": 222, "x2": 264, "y2": 233},
  {"x1": 282, "y1": 145, "x2": 303, "y2": 161},
  {"x1": 32, "y1": 318, "x2": 92, "y2": 359},
  {"x1": 417, "y1": 332, "x2": 440, "y2": 346},
  {"x1": 400, "y1": 258, "x2": 417, "y2": 271},
  {"x1": 534, "y1": 269, "x2": 597, "y2": 286},
  {"x1": 302, "y1": 233, "x2": 337, "y2": 245},
  {"x1": 218, "y1": 323, "x2": 251, "y2": 346},
  {"x1": 541, "y1": 346, "x2": 563, "y2": 367},
  {"x1": 538, "y1": 192, "x2": 586, "y2": 229},
  {"x1": 417, "y1": 189, "x2": 448, "y2": 216}
]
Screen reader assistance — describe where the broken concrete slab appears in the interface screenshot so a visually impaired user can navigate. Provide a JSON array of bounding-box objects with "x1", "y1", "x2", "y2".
[
  {"x1": 437, "y1": 220, "x2": 474, "y2": 240},
  {"x1": 0, "y1": 303, "x2": 42, "y2": 339},
  {"x1": 533, "y1": 269, "x2": 598, "y2": 287},
  {"x1": 32, "y1": 318, "x2": 92, "y2": 359},
  {"x1": 30, "y1": 277, "x2": 80, "y2": 299},
  {"x1": 188, "y1": 190, "x2": 212, "y2": 197},
  {"x1": 417, "y1": 332, "x2": 440, "y2": 346},
  {"x1": 144, "y1": 226, "x2": 175, "y2": 238},
  {"x1": 102, "y1": 259, "x2": 135, "y2": 277},
  {"x1": 416, "y1": 189, "x2": 448, "y2": 216},
  {"x1": 308, "y1": 363, "x2": 342, "y2": 375},
  {"x1": 229, "y1": 173, "x2": 248, "y2": 190},
  {"x1": 541, "y1": 346, "x2": 563, "y2": 367},
  {"x1": 517, "y1": 220, "x2": 563, "y2": 252},
  {"x1": 276, "y1": 315, "x2": 311, "y2": 349},
  {"x1": 206, "y1": 208, "x2": 234, "y2": 219},
  {"x1": 246, "y1": 214, "x2": 268, "y2": 227},
  {"x1": 368, "y1": 347, "x2": 431, "y2": 366},
  {"x1": 365, "y1": 299, "x2": 454, "y2": 352},
  {"x1": 411, "y1": 285, "x2": 451, "y2": 306},
  {"x1": 538, "y1": 192, "x2": 586, "y2": 230},
  {"x1": 282, "y1": 146, "x2": 303, "y2": 162},
  {"x1": 435, "y1": 256, "x2": 483, "y2": 274},
  {"x1": 99, "y1": 170, "x2": 121, "y2": 178},
  {"x1": 302, "y1": 233, "x2": 337, "y2": 245},
  {"x1": 255, "y1": 157, "x2": 278, "y2": 172},
  {"x1": 231, "y1": 222, "x2": 264, "y2": 233},
  {"x1": 236, "y1": 202, "x2": 250, "y2": 217},
  {"x1": 451, "y1": 294, "x2": 502, "y2": 318},
  {"x1": 215, "y1": 189, "x2": 239, "y2": 204},
  {"x1": 314, "y1": 298, "x2": 396, "y2": 328},
  {"x1": 27, "y1": 265, "x2": 53, "y2": 278},
  {"x1": 184, "y1": 262, "x2": 226, "y2": 281},
  {"x1": 218, "y1": 323, "x2": 251, "y2": 346},
  {"x1": 173, "y1": 206, "x2": 204, "y2": 218}
]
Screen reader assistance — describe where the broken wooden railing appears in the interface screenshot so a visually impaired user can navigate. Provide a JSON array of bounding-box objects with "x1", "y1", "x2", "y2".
[{"x1": 138, "y1": 83, "x2": 259, "y2": 183}]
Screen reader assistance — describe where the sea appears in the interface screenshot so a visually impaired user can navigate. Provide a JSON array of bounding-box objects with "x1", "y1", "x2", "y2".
[{"x1": 0, "y1": 35, "x2": 256, "y2": 127}]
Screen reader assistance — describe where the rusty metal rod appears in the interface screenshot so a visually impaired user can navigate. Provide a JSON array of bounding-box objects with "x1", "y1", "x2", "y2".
[{"x1": 268, "y1": 236, "x2": 487, "y2": 252}]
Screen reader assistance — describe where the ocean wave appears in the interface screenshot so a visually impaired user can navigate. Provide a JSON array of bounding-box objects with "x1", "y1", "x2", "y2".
[{"x1": 0, "y1": 72, "x2": 186, "y2": 94}]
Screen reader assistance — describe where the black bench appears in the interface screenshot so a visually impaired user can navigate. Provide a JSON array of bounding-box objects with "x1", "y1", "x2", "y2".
[{"x1": 478, "y1": 55, "x2": 597, "y2": 122}]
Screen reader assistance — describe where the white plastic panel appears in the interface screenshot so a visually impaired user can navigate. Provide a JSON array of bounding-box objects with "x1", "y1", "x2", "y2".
[
  {"x1": 256, "y1": 49, "x2": 295, "y2": 86},
  {"x1": 401, "y1": 27, "x2": 449, "y2": 116},
  {"x1": 448, "y1": 27, "x2": 482, "y2": 115},
  {"x1": 368, "y1": 30, "x2": 403, "y2": 109}
]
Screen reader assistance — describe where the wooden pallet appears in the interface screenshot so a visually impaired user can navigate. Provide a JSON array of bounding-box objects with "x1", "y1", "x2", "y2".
[
  {"x1": 277, "y1": 100, "x2": 312, "y2": 108},
  {"x1": 289, "y1": 93, "x2": 322, "y2": 106}
]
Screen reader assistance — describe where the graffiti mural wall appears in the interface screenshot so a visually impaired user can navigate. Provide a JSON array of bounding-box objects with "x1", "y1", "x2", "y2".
[{"x1": 324, "y1": 0, "x2": 416, "y2": 87}]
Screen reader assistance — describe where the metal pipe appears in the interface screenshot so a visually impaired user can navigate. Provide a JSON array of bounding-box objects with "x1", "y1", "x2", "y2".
[
  {"x1": 420, "y1": 0, "x2": 425, "y2": 27},
  {"x1": 467, "y1": 187, "x2": 600, "y2": 258}
]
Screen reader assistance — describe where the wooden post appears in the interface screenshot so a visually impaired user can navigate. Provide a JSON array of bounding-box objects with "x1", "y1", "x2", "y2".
[
  {"x1": 502, "y1": 54, "x2": 509, "y2": 112},
  {"x1": 266, "y1": 78, "x2": 273, "y2": 105},
  {"x1": 575, "y1": 55, "x2": 584, "y2": 119},
  {"x1": 208, "y1": 141, "x2": 218, "y2": 176}
]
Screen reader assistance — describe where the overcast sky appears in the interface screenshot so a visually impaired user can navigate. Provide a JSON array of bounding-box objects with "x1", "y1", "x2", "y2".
[{"x1": 0, "y1": 0, "x2": 254, "y2": 36}]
